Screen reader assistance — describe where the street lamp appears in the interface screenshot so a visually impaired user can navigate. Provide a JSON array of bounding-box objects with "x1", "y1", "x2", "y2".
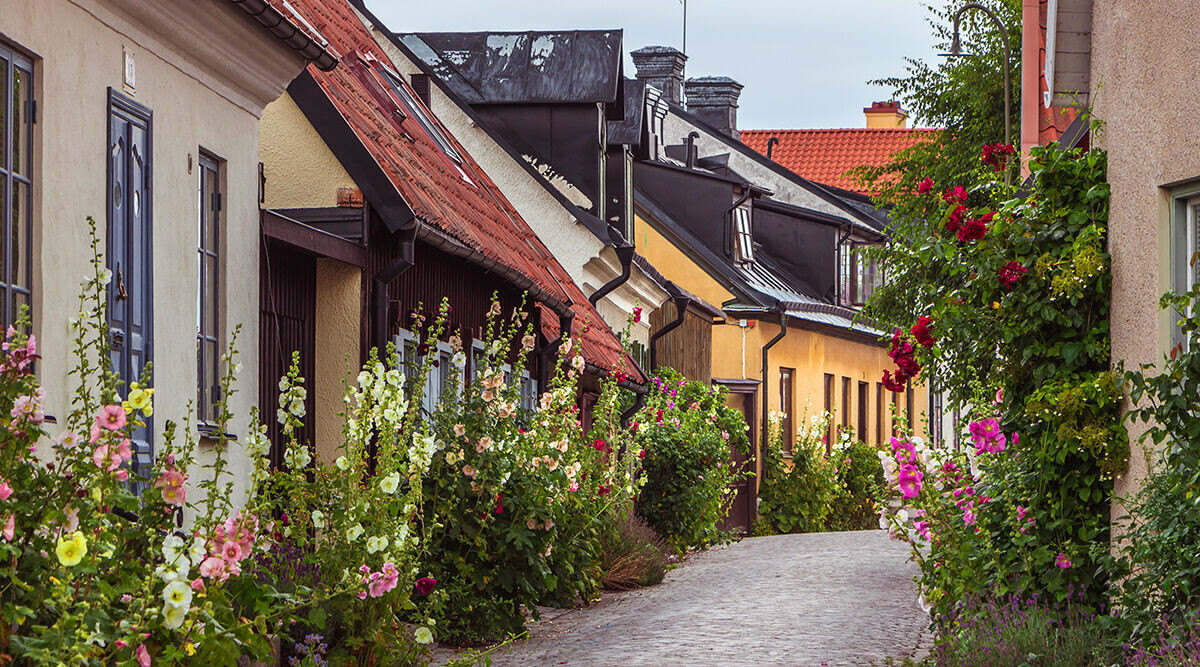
[{"x1": 942, "y1": 2, "x2": 1012, "y2": 181}]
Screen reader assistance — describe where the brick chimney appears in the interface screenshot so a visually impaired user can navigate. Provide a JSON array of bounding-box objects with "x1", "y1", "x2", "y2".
[
  {"x1": 684, "y1": 76, "x2": 743, "y2": 139},
  {"x1": 864, "y1": 100, "x2": 908, "y2": 129},
  {"x1": 631, "y1": 46, "x2": 687, "y2": 105}
]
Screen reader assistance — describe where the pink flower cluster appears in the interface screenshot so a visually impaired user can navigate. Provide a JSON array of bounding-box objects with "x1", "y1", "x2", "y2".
[
  {"x1": 1055, "y1": 552, "x2": 1072, "y2": 569},
  {"x1": 890, "y1": 438, "x2": 924, "y2": 499},
  {"x1": 1016, "y1": 505, "x2": 1037, "y2": 534},
  {"x1": 9, "y1": 388, "x2": 45, "y2": 426},
  {"x1": 912, "y1": 508, "x2": 932, "y2": 541},
  {"x1": 199, "y1": 512, "x2": 258, "y2": 582},
  {"x1": 969, "y1": 418, "x2": 1017, "y2": 455},
  {"x1": 941, "y1": 460, "x2": 989, "y2": 529},
  {"x1": 0, "y1": 326, "x2": 38, "y2": 373},
  {"x1": 358, "y1": 562, "x2": 400, "y2": 599},
  {"x1": 155, "y1": 463, "x2": 187, "y2": 507}
]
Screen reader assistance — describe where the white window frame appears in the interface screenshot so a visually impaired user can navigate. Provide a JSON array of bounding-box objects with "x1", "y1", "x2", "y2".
[
  {"x1": 733, "y1": 204, "x2": 754, "y2": 264},
  {"x1": 394, "y1": 328, "x2": 458, "y2": 418},
  {"x1": 471, "y1": 338, "x2": 537, "y2": 411}
]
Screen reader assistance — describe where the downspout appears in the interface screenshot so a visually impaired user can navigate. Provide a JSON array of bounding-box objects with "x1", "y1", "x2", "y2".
[
  {"x1": 760, "y1": 311, "x2": 789, "y2": 483},
  {"x1": 649, "y1": 282, "x2": 691, "y2": 372},
  {"x1": 371, "y1": 225, "x2": 417, "y2": 359},
  {"x1": 588, "y1": 243, "x2": 636, "y2": 307},
  {"x1": 685, "y1": 131, "x2": 699, "y2": 169}
]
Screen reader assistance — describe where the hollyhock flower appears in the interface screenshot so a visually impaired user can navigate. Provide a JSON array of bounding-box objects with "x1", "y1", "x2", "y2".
[
  {"x1": 897, "y1": 465, "x2": 923, "y2": 498},
  {"x1": 199, "y1": 556, "x2": 226, "y2": 579},
  {"x1": 56, "y1": 531, "x2": 88, "y2": 566},
  {"x1": 942, "y1": 185, "x2": 968, "y2": 204},
  {"x1": 572, "y1": 354, "x2": 586, "y2": 372},
  {"x1": 917, "y1": 177, "x2": 933, "y2": 194},
  {"x1": 910, "y1": 316, "x2": 936, "y2": 347},
  {"x1": 221, "y1": 541, "x2": 243, "y2": 563},
  {"x1": 414, "y1": 627, "x2": 434, "y2": 645},
  {"x1": 136, "y1": 644, "x2": 151, "y2": 667},
  {"x1": 162, "y1": 603, "x2": 187, "y2": 630},
  {"x1": 156, "y1": 468, "x2": 187, "y2": 507},
  {"x1": 0, "y1": 480, "x2": 11, "y2": 500},
  {"x1": 190, "y1": 578, "x2": 205, "y2": 592},
  {"x1": 379, "y1": 472, "x2": 400, "y2": 494},
  {"x1": 962, "y1": 505, "x2": 977, "y2": 525},
  {"x1": 2, "y1": 514, "x2": 13, "y2": 541},
  {"x1": 163, "y1": 580, "x2": 193, "y2": 609},
  {"x1": 1055, "y1": 552, "x2": 1072, "y2": 569},
  {"x1": 891, "y1": 437, "x2": 916, "y2": 461},
  {"x1": 55, "y1": 430, "x2": 82, "y2": 449},
  {"x1": 998, "y1": 261, "x2": 1027, "y2": 289},
  {"x1": 415, "y1": 576, "x2": 438, "y2": 596},
  {"x1": 96, "y1": 404, "x2": 127, "y2": 431}
]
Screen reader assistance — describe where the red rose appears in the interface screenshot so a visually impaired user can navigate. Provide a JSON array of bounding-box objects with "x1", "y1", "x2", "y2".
[
  {"x1": 910, "y1": 316, "x2": 936, "y2": 348},
  {"x1": 896, "y1": 355, "x2": 920, "y2": 376},
  {"x1": 882, "y1": 370, "x2": 907, "y2": 392},
  {"x1": 957, "y1": 217, "x2": 988, "y2": 242},
  {"x1": 998, "y1": 261, "x2": 1027, "y2": 289},
  {"x1": 945, "y1": 205, "x2": 967, "y2": 233},
  {"x1": 917, "y1": 177, "x2": 933, "y2": 194},
  {"x1": 414, "y1": 577, "x2": 438, "y2": 596},
  {"x1": 942, "y1": 186, "x2": 968, "y2": 204}
]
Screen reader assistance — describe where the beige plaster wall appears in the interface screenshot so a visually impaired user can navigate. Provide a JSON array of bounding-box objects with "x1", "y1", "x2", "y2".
[
  {"x1": 1089, "y1": 1, "x2": 1200, "y2": 503},
  {"x1": 260, "y1": 93, "x2": 358, "y2": 209},
  {"x1": 0, "y1": 0, "x2": 305, "y2": 506},
  {"x1": 313, "y1": 259, "x2": 361, "y2": 463}
]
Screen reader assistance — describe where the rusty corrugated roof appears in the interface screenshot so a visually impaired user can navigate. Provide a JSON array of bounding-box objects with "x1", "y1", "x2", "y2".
[{"x1": 283, "y1": 0, "x2": 641, "y2": 380}]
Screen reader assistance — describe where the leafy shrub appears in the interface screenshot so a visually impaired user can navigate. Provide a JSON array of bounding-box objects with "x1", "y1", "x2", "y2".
[
  {"x1": 633, "y1": 369, "x2": 749, "y2": 552},
  {"x1": 828, "y1": 440, "x2": 886, "y2": 531},
  {"x1": 756, "y1": 411, "x2": 841, "y2": 534},
  {"x1": 598, "y1": 514, "x2": 670, "y2": 591}
]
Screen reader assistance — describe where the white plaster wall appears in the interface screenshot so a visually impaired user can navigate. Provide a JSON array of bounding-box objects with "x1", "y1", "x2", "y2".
[{"x1": 0, "y1": 0, "x2": 305, "y2": 506}]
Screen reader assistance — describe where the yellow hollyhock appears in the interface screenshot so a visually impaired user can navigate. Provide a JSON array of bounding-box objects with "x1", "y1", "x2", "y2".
[{"x1": 56, "y1": 531, "x2": 88, "y2": 567}]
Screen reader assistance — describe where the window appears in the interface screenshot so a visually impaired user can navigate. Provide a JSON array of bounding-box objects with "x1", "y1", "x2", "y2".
[
  {"x1": 1170, "y1": 188, "x2": 1200, "y2": 348},
  {"x1": 857, "y1": 381, "x2": 868, "y2": 443},
  {"x1": 0, "y1": 43, "x2": 34, "y2": 330},
  {"x1": 839, "y1": 242, "x2": 882, "y2": 307},
  {"x1": 841, "y1": 377, "x2": 851, "y2": 430},
  {"x1": 823, "y1": 373, "x2": 834, "y2": 453},
  {"x1": 875, "y1": 382, "x2": 884, "y2": 445},
  {"x1": 396, "y1": 329, "x2": 459, "y2": 419},
  {"x1": 732, "y1": 203, "x2": 754, "y2": 263},
  {"x1": 380, "y1": 69, "x2": 464, "y2": 164},
  {"x1": 197, "y1": 154, "x2": 222, "y2": 425},
  {"x1": 779, "y1": 368, "x2": 793, "y2": 454}
]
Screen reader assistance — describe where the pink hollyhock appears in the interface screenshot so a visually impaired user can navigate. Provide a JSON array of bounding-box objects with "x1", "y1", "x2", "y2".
[
  {"x1": 891, "y1": 437, "x2": 916, "y2": 461},
  {"x1": 221, "y1": 541, "x2": 243, "y2": 563},
  {"x1": 633, "y1": 306, "x2": 643, "y2": 323},
  {"x1": 368, "y1": 572, "x2": 391, "y2": 598},
  {"x1": 943, "y1": 185, "x2": 968, "y2": 204},
  {"x1": 1055, "y1": 552, "x2": 1072, "y2": 569},
  {"x1": 897, "y1": 465, "x2": 923, "y2": 498},
  {"x1": 190, "y1": 578, "x2": 205, "y2": 592},
  {"x1": 914, "y1": 519, "x2": 932, "y2": 541},
  {"x1": 415, "y1": 576, "x2": 438, "y2": 596},
  {"x1": 0, "y1": 479, "x2": 12, "y2": 500},
  {"x1": 93, "y1": 444, "x2": 118, "y2": 471},
  {"x1": 998, "y1": 261, "x2": 1027, "y2": 289},
  {"x1": 917, "y1": 177, "x2": 933, "y2": 194},
  {"x1": 115, "y1": 438, "x2": 132, "y2": 464},
  {"x1": 1016, "y1": 505, "x2": 1028, "y2": 521},
  {"x1": 2, "y1": 514, "x2": 13, "y2": 541},
  {"x1": 96, "y1": 405, "x2": 127, "y2": 432},
  {"x1": 199, "y1": 555, "x2": 226, "y2": 579},
  {"x1": 910, "y1": 316, "x2": 936, "y2": 348},
  {"x1": 963, "y1": 505, "x2": 977, "y2": 525},
  {"x1": 115, "y1": 470, "x2": 129, "y2": 481},
  {"x1": 156, "y1": 468, "x2": 187, "y2": 507},
  {"x1": 136, "y1": 644, "x2": 151, "y2": 667},
  {"x1": 89, "y1": 422, "x2": 103, "y2": 444}
]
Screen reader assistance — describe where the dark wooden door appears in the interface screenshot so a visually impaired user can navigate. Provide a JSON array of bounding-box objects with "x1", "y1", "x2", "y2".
[
  {"x1": 107, "y1": 90, "x2": 153, "y2": 486},
  {"x1": 259, "y1": 239, "x2": 316, "y2": 468},
  {"x1": 721, "y1": 390, "x2": 757, "y2": 534}
]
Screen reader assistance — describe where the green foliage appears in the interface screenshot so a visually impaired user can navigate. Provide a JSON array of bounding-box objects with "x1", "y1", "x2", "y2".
[
  {"x1": 634, "y1": 369, "x2": 748, "y2": 553},
  {"x1": 1106, "y1": 286, "x2": 1200, "y2": 641},
  {"x1": 828, "y1": 440, "x2": 887, "y2": 531},
  {"x1": 756, "y1": 412, "x2": 841, "y2": 534}
]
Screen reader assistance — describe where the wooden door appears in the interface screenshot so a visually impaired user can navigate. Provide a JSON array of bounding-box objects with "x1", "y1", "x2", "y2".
[
  {"x1": 107, "y1": 90, "x2": 153, "y2": 487},
  {"x1": 721, "y1": 389, "x2": 757, "y2": 534},
  {"x1": 259, "y1": 239, "x2": 316, "y2": 469}
]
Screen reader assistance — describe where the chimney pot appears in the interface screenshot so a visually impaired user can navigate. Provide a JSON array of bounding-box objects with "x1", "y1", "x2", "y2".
[
  {"x1": 863, "y1": 100, "x2": 909, "y2": 129},
  {"x1": 684, "y1": 76, "x2": 744, "y2": 139},
  {"x1": 631, "y1": 46, "x2": 687, "y2": 105}
]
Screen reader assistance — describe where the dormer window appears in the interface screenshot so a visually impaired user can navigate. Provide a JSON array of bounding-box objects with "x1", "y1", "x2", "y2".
[{"x1": 733, "y1": 203, "x2": 754, "y2": 263}]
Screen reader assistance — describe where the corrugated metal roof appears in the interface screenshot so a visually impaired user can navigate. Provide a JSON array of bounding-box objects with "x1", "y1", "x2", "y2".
[
  {"x1": 398, "y1": 30, "x2": 623, "y2": 105},
  {"x1": 282, "y1": 0, "x2": 640, "y2": 380}
]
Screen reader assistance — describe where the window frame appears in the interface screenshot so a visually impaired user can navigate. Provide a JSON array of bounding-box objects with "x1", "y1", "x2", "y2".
[
  {"x1": 823, "y1": 373, "x2": 834, "y2": 454},
  {"x1": 857, "y1": 380, "x2": 868, "y2": 443},
  {"x1": 0, "y1": 43, "x2": 34, "y2": 331},
  {"x1": 197, "y1": 152, "x2": 222, "y2": 426},
  {"x1": 379, "y1": 68, "x2": 464, "y2": 165},
  {"x1": 779, "y1": 367, "x2": 793, "y2": 455},
  {"x1": 732, "y1": 203, "x2": 754, "y2": 264},
  {"x1": 1169, "y1": 185, "x2": 1200, "y2": 349}
]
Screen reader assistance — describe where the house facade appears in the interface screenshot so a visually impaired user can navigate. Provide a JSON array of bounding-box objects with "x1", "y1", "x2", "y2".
[
  {"x1": 256, "y1": 0, "x2": 641, "y2": 461},
  {"x1": 0, "y1": 0, "x2": 330, "y2": 500}
]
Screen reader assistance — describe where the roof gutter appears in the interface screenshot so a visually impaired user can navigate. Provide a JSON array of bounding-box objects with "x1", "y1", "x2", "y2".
[{"x1": 228, "y1": 0, "x2": 338, "y2": 71}]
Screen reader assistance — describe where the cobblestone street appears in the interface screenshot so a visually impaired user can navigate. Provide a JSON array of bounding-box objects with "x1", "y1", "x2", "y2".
[{"x1": 486, "y1": 530, "x2": 931, "y2": 666}]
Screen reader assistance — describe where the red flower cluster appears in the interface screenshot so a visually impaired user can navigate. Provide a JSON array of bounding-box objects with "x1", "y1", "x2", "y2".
[
  {"x1": 917, "y1": 177, "x2": 934, "y2": 194},
  {"x1": 942, "y1": 186, "x2": 968, "y2": 204},
  {"x1": 945, "y1": 205, "x2": 968, "y2": 233},
  {"x1": 910, "y1": 316, "x2": 936, "y2": 347},
  {"x1": 883, "y1": 328, "x2": 920, "y2": 392},
  {"x1": 981, "y1": 143, "x2": 1016, "y2": 171},
  {"x1": 956, "y1": 211, "x2": 993, "y2": 242},
  {"x1": 998, "y1": 260, "x2": 1027, "y2": 289}
]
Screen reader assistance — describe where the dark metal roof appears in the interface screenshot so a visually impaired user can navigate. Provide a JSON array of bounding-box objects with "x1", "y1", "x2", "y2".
[
  {"x1": 398, "y1": 31, "x2": 624, "y2": 105},
  {"x1": 607, "y1": 79, "x2": 646, "y2": 146}
]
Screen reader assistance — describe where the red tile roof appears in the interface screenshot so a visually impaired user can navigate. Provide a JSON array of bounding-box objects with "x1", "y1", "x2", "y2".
[
  {"x1": 740, "y1": 128, "x2": 938, "y2": 194},
  {"x1": 282, "y1": 0, "x2": 641, "y2": 380}
]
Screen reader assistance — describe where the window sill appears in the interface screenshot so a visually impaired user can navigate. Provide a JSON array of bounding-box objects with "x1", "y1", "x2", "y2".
[{"x1": 197, "y1": 424, "x2": 237, "y2": 445}]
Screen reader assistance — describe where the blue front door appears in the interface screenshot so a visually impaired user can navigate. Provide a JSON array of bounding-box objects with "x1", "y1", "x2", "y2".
[{"x1": 107, "y1": 89, "x2": 153, "y2": 485}]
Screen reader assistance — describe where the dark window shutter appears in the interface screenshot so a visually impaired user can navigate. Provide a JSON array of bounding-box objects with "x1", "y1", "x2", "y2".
[{"x1": 411, "y1": 73, "x2": 431, "y2": 107}]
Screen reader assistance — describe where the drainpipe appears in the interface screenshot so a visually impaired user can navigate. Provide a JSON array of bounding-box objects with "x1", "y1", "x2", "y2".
[
  {"x1": 538, "y1": 311, "x2": 575, "y2": 391},
  {"x1": 620, "y1": 392, "x2": 645, "y2": 427},
  {"x1": 760, "y1": 311, "x2": 789, "y2": 482},
  {"x1": 649, "y1": 282, "x2": 691, "y2": 371},
  {"x1": 371, "y1": 225, "x2": 417, "y2": 359},
  {"x1": 588, "y1": 242, "x2": 636, "y2": 307},
  {"x1": 685, "y1": 131, "x2": 699, "y2": 169}
]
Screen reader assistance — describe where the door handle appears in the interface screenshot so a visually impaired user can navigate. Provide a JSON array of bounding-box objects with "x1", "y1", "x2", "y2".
[
  {"x1": 110, "y1": 328, "x2": 125, "y2": 351},
  {"x1": 116, "y1": 261, "x2": 128, "y2": 302}
]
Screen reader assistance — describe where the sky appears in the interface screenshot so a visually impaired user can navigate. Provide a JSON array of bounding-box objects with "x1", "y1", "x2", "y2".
[{"x1": 364, "y1": 0, "x2": 942, "y2": 130}]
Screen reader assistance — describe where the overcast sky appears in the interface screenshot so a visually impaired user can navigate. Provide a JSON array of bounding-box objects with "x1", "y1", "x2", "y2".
[{"x1": 364, "y1": 0, "x2": 941, "y2": 130}]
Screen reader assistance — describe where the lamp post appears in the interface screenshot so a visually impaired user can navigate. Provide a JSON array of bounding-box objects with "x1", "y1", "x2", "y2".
[{"x1": 943, "y1": 2, "x2": 1012, "y2": 182}]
